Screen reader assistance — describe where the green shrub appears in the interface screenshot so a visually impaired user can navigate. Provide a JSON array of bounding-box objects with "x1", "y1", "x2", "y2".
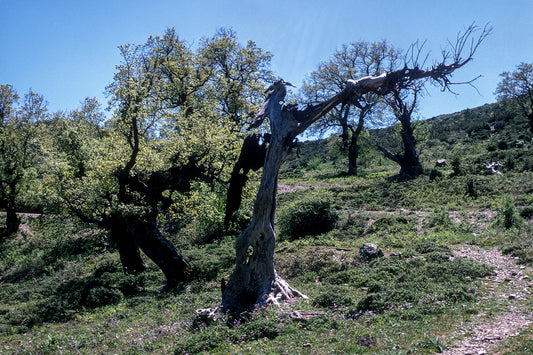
[
  {"x1": 450, "y1": 153, "x2": 464, "y2": 176},
  {"x1": 313, "y1": 287, "x2": 354, "y2": 308},
  {"x1": 84, "y1": 286, "x2": 123, "y2": 308},
  {"x1": 428, "y1": 168, "x2": 443, "y2": 181},
  {"x1": 498, "y1": 196, "x2": 521, "y2": 229},
  {"x1": 519, "y1": 206, "x2": 533, "y2": 219},
  {"x1": 502, "y1": 241, "x2": 533, "y2": 265},
  {"x1": 278, "y1": 194, "x2": 338, "y2": 240},
  {"x1": 176, "y1": 327, "x2": 230, "y2": 354},
  {"x1": 413, "y1": 241, "x2": 453, "y2": 256},
  {"x1": 235, "y1": 318, "x2": 281, "y2": 341}
]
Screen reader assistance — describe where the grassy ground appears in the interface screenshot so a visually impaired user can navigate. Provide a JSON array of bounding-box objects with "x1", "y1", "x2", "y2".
[{"x1": 1, "y1": 163, "x2": 532, "y2": 354}]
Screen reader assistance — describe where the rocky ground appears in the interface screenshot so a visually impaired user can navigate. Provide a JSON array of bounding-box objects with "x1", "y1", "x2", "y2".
[{"x1": 443, "y1": 246, "x2": 533, "y2": 354}]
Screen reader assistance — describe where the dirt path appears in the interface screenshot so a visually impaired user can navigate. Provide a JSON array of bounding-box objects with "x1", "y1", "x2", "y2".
[{"x1": 442, "y1": 246, "x2": 533, "y2": 354}]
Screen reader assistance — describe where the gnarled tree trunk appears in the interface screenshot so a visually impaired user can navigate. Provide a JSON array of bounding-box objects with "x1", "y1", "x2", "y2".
[
  {"x1": 347, "y1": 110, "x2": 366, "y2": 175},
  {"x1": 109, "y1": 214, "x2": 190, "y2": 291},
  {"x1": 222, "y1": 24, "x2": 489, "y2": 311},
  {"x1": 222, "y1": 84, "x2": 306, "y2": 311}
]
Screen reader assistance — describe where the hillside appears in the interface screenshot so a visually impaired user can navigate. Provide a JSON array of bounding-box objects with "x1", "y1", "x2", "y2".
[
  {"x1": 283, "y1": 98, "x2": 531, "y2": 178},
  {"x1": 1, "y1": 99, "x2": 532, "y2": 354}
]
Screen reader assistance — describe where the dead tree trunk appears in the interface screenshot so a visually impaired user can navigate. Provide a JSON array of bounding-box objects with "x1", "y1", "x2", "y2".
[
  {"x1": 222, "y1": 23, "x2": 490, "y2": 312},
  {"x1": 222, "y1": 81, "x2": 307, "y2": 311}
]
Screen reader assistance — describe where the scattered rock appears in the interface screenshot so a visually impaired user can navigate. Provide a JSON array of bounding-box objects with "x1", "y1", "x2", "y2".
[
  {"x1": 359, "y1": 243, "x2": 384, "y2": 262},
  {"x1": 435, "y1": 159, "x2": 448, "y2": 167},
  {"x1": 389, "y1": 252, "x2": 404, "y2": 259}
]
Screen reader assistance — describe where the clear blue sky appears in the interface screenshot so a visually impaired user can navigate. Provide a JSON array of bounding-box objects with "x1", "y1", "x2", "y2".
[{"x1": 1, "y1": 0, "x2": 533, "y2": 121}]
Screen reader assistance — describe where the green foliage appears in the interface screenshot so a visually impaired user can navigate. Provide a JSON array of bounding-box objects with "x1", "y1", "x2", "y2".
[
  {"x1": 0, "y1": 85, "x2": 47, "y2": 235},
  {"x1": 277, "y1": 193, "x2": 338, "y2": 240},
  {"x1": 495, "y1": 62, "x2": 533, "y2": 132},
  {"x1": 428, "y1": 167, "x2": 443, "y2": 181},
  {"x1": 450, "y1": 152, "x2": 464, "y2": 176},
  {"x1": 413, "y1": 336, "x2": 448, "y2": 353},
  {"x1": 498, "y1": 196, "x2": 521, "y2": 229},
  {"x1": 501, "y1": 241, "x2": 533, "y2": 265},
  {"x1": 313, "y1": 287, "x2": 354, "y2": 308},
  {"x1": 519, "y1": 206, "x2": 533, "y2": 219},
  {"x1": 300, "y1": 41, "x2": 399, "y2": 174}
]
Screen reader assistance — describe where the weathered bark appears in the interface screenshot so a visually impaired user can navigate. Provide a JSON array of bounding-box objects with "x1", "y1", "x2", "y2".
[{"x1": 222, "y1": 82, "x2": 307, "y2": 311}]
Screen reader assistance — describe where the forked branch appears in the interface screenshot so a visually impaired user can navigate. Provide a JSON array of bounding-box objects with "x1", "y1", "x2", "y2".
[{"x1": 291, "y1": 23, "x2": 491, "y2": 133}]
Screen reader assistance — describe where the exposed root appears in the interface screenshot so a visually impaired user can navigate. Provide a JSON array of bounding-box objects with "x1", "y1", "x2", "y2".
[{"x1": 262, "y1": 275, "x2": 308, "y2": 306}]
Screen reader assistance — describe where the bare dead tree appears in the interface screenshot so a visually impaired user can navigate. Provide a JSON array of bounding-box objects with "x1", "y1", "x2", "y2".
[{"x1": 221, "y1": 24, "x2": 491, "y2": 312}]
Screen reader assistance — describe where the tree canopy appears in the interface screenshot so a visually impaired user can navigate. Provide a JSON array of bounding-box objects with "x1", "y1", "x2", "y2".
[
  {"x1": 0, "y1": 85, "x2": 47, "y2": 237},
  {"x1": 42, "y1": 27, "x2": 274, "y2": 289},
  {"x1": 495, "y1": 62, "x2": 533, "y2": 134}
]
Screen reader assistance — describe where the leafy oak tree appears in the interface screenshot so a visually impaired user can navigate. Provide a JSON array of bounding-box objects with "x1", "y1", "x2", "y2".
[
  {"x1": 301, "y1": 41, "x2": 399, "y2": 174},
  {"x1": 46, "y1": 28, "x2": 272, "y2": 290},
  {"x1": 495, "y1": 62, "x2": 533, "y2": 134},
  {"x1": 0, "y1": 85, "x2": 47, "y2": 238}
]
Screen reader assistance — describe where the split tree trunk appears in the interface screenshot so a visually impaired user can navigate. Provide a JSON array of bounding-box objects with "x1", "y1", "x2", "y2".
[
  {"x1": 110, "y1": 214, "x2": 190, "y2": 291},
  {"x1": 222, "y1": 97, "x2": 306, "y2": 311},
  {"x1": 221, "y1": 32, "x2": 488, "y2": 309}
]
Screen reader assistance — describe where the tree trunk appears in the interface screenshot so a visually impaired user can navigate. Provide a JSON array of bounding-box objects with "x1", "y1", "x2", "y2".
[
  {"x1": 5, "y1": 207, "x2": 20, "y2": 236},
  {"x1": 397, "y1": 114, "x2": 423, "y2": 179},
  {"x1": 134, "y1": 219, "x2": 190, "y2": 291},
  {"x1": 347, "y1": 111, "x2": 365, "y2": 175},
  {"x1": 109, "y1": 219, "x2": 147, "y2": 275},
  {"x1": 222, "y1": 85, "x2": 307, "y2": 311},
  {"x1": 110, "y1": 214, "x2": 190, "y2": 291}
]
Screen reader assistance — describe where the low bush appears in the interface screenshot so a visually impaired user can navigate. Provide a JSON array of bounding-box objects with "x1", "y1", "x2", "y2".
[
  {"x1": 277, "y1": 193, "x2": 338, "y2": 240},
  {"x1": 428, "y1": 168, "x2": 443, "y2": 181},
  {"x1": 497, "y1": 196, "x2": 521, "y2": 229},
  {"x1": 502, "y1": 241, "x2": 533, "y2": 265},
  {"x1": 313, "y1": 287, "x2": 354, "y2": 308},
  {"x1": 519, "y1": 206, "x2": 533, "y2": 219}
]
